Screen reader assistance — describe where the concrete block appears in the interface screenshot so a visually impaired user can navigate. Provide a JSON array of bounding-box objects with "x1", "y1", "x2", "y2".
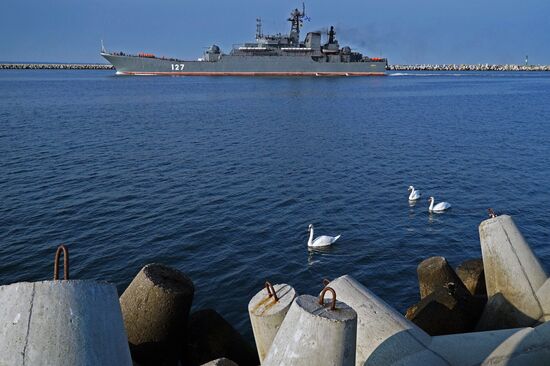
[
  {"x1": 119, "y1": 263, "x2": 194, "y2": 365},
  {"x1": 184, "y1": 309, "x2": 258, "y2": 366},
  {"x1": 406, "y1": 286, "x2": 484, "y2": 335},
  {"x1": 535, "y1": 279, "x2": 550, "y2": 321},
  {"x1": 328, "y1": 275, "x2": 550, "y2": 365},
  {"x1": 248, "y1": 282, "x2": 296, "y2": 362},
  {"x1": 0, "y1": 280, "x2": 132, "y2": 366},
  {"x1": 456, "y1": 258, "x2": 487, "y2": 297},
  {"x1": 417, "y1": 256, "x2": 469, "y2": 299},
  {"x1": 263, "y1": 290, "x2": 357, "y2": 366},
  {"x1": 478, "y1": 215, "x2": 547, "y2": 330},
  {"x1": 328, "y1": 275, "x2": 446, "y2": 365}
]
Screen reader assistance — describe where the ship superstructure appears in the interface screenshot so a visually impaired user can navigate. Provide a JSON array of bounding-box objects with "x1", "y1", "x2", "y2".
[{"x1": 101, "y1": 4, "x2": 387, "y2": 76}]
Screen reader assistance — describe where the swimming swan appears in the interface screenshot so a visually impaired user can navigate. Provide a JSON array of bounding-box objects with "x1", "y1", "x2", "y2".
[
  {"x1": 408, "y1": 186, "x2": 421, "y2": 201},
  {"x1": 307, "y1": 224, "x2": 341, "y2": 247},
  {"x1": 428, "y1": 196, "x2": 451, "y2": 213}
]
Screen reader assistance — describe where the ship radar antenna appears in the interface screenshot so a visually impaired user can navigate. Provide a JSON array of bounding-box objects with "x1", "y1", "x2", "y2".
[{"x1": 288, "y1": 3, "x2": 306, "y2": 46}]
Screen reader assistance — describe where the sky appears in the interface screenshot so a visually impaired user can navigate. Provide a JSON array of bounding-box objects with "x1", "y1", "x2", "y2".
[{"x1": 2, "y1": 0, "x2": 550, "y2": 64}]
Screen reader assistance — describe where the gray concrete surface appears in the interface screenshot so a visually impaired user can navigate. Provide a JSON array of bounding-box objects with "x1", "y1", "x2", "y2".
[
  {"x1": 263, "y1": 293, "x2": 357, "y2": 366},
  {"x1": 328, "y1": 275, "x2": 550, "y2": 365},
  {"x1": 248, "y1": 283, "x2": 296, "y2": 362},
  {"x1": 477, "y1": 215, "x2": 547, "y2": 329},
  {"x1": 328, "y1": 275, "x2": 446, "y2": 365},
  {"x1": 0, "y1": 280, "x2": 132, "y2": 366},
  {"x1": 200, "y1": 358, "x2": 239, "y2": 366}
]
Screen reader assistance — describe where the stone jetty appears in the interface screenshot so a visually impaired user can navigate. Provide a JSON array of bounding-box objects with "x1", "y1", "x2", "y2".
[
  {"x1": 0, "y1": 63, "x2": 113, "y2": 70},
  {"x1": 388, "y1": 63, "x2": 550, "y2": 71},
  {"x1": 2, "y1": 212, "x2": 550, "y2": 365}
]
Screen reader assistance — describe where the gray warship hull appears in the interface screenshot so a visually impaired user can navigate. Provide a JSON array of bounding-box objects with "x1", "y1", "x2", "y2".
[
  {"x1": 101, "y1": 53, "x2": 386, "y2": 76},
  {"x1": 101, "y1": 5, "x2": 388, "y2": 77}
]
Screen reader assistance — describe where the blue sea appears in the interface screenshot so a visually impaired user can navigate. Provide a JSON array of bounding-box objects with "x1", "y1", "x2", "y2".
[{"x1": 1, "y1": 70, "x2": 550, "y2": 339}]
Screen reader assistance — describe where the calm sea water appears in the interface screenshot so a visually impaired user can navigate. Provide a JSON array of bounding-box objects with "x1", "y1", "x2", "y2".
[{"x1": 1, "y1": 70, "x2": 550, "y2": 339}]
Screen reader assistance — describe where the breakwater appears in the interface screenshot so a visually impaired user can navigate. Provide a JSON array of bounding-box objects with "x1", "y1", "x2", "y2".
[
  {"x1": 2, "y1": 213, "x2": 550, "y2": 365},
  {"x1": 388, "y1": 63, "x2": 550, "y2": 71},
  {"x1": 2, "y1": 63, "x2": 550, "y2": 71},
  {"x1": 0, "y1": 63, "x2": 113, "y2": 70}
]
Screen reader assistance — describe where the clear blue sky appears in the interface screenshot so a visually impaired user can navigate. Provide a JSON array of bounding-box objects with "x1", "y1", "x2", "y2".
[{"x1": 2, "y1": 0, "x2": 549, "y2": 64}]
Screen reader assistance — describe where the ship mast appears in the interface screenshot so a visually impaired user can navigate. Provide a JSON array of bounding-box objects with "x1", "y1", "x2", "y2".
[
  {"x1": 256, "y1": 18, "x2": 263, "y2": 40},
  {"x1": 288, "y1": 3, "x2": 306, "y2": 46}
]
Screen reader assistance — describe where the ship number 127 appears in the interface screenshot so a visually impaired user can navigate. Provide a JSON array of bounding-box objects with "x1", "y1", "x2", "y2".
[{"x1": 171, "y1": 64, "x2": 185, "y2": 71}]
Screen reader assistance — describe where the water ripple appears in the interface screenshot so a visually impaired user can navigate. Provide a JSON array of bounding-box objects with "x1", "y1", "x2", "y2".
[{"x1": 1, "y1": 71, "x2": 550, "y2": 341}]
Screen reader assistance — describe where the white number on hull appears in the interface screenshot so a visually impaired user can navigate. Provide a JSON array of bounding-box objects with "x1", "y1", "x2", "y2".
[{"x1": 171, "y1": 64, "x2": 185, "y2": 71}]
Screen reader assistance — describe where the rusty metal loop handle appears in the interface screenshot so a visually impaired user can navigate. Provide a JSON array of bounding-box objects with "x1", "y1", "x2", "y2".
[
  {"x1": 265, "y1": 281, "x2": 279, "y2": 302},
  {"x1": 319, "y1": 286, "x2": 337, "y2": 310},
  {"x1": 53, "y1": 245, "x2": 69, "y2": 280}
]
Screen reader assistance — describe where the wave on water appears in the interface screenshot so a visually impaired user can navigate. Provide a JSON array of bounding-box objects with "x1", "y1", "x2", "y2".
[{"x1": 389, "y1": 72, "x2": 466, "y2": 77}]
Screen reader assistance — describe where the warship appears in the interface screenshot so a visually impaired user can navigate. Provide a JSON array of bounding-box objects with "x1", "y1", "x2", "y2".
[{"x1": 101, "y1": 5, "x2": 387, "y2": 76}]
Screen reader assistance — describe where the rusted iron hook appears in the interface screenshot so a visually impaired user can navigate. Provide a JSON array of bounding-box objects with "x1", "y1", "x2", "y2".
[
  {"x1": 319, "y1": 286, "x2": 337, "y2": 310},
  {"x1": 265, "y1": 281, "x2": 279, "y2": 302},
  {"x1": 53, "y1": 244, "x2": 69, "y2": 280}
]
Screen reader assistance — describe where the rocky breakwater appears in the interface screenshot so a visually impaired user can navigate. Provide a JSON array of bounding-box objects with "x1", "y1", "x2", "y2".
[
  {"x1": 0, "y1": 63, "x2": 113, "y2": 70},
  {"x1": 388, "y1": 63, "x2": 550, "y2": 71},
  {"x1": 3, "y1": 212, "x2": 550, "y2": 365}
]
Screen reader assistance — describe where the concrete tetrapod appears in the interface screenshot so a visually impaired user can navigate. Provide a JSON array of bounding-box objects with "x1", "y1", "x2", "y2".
[
  {"x1": 455, "y1": 258, "x2": 487, "y2": 297},
  {"x1": 477, "y1": 215, "x2": 550, "y2": 330},
  {"x1": 416, "y1": 256, "x2": 469, "y2": 299},
  {"x1": 263, "y1": 288, "x2": 357, "y2": 366},
  {"x1": 120, "y1": 263, "x2": 194, "y2": 365},
  {"x1": 328, "y1": 275, "x2": 550, "y2": 365},
  {"x1": 328, "y1": 275, "x2": 446, "y2": 365},
  {"x1": 248, "y1": 282, "x2": 296, "y2": 362},
  {"x1": 0, "y1": 280, "x2": 132, "y2": 366}
]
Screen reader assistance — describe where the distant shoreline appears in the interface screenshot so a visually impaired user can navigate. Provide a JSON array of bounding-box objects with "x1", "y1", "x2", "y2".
[{"x1": 1, "y1": 63, "x2": 549, "y2": 71}]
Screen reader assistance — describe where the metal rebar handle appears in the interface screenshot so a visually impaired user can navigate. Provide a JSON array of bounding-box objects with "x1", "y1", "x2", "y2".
[
  {"x1": 319, "y1": 286, "x2": 336, "y2": 310},
  {"x1": 53, "y1": 245, "x2": 69, "y2": 280},
  {"x1": 265, "y1": 281, "x2": 279, "y2": 302}
]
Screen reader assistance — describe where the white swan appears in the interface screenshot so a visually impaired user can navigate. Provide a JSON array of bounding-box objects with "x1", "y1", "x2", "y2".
[
  {"x1": 408, "y1": 186, "x2": 421, "y2": 201},
  {"x1": 428, "y1": 196, "x2": 451, "y2": 213},
  {"x1": 307, "y1": 224, "x2": 340, "y2": 248}
]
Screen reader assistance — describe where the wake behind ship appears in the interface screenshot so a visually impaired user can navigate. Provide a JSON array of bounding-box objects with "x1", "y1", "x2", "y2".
[{"x1": 101, "y1": 5, "x2": 388, "y2": 76}]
